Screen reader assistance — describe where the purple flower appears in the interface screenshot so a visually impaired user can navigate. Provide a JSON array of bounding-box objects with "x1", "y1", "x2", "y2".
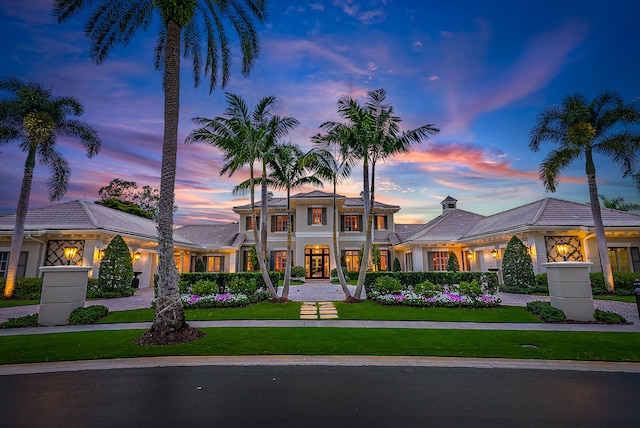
[
  {"x1": 423, "y1": 297, "x2": 437, "y2": 303},
  {"x1": 480, "y1": 295, "x2": 495, "y2": 303},
  {"x1": 187, "y1": 295, "x2": 201, "y2": 305},
  {"x1": 214, "y1": 293, "x2": 234, "y2": 302}
]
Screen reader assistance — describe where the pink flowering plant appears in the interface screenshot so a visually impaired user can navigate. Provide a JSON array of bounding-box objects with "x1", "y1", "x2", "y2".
[{"x1": 369, "y1": 279, "x2": 500, "y2": 308}]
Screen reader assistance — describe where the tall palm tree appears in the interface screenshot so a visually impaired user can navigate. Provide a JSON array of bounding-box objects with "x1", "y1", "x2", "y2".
[
  {"x1": 267, "y1": 144, "x2": 323, "y2": 299},
  {"x1": 599, "y1": 195, "x2": 640, "y2": 212},
  {"x1": 530, "y1": 90, "x2": 640, "y2": 292},
  {"x1": 0, "y1": 77, "x2": 100, "y2": 299},
  {"x1": 54, "y1": 0, "x2": 267, "y2": 338},
  {"x1": 186, "y1": 93, "x2": 298, "y2": 298},
  {"x1": 307, "y1": 144, "x2": 356, "y2": 299},
  {"x1": 319, "y1": 89, "x2": 439, "y2": 299}
]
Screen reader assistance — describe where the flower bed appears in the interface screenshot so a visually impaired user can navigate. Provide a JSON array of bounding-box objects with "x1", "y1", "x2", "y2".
[
  {"x1": 369, "y1": 289, "x2": 501, "y2": 308},
  {"x1": 180, "y1": 290, "x2": 271, "y2": 309}
]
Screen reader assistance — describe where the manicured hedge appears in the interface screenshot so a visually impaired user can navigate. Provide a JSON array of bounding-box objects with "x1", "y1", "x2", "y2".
[
  {"x1": 363, "y1": 271, "x2": 499, "y2": 293},
  {"x1": 0, "y1": 277, "x2": 43, "y2": 300},
  {"x1": 503, "y1": 272, "x2": 639, "y2": 295},
  {"x1": 178, "y1": 271, "x2": 281, "y2": 294}
]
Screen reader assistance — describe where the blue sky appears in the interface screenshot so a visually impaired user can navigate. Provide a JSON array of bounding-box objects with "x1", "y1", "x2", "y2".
[{"x1": 1, "y1": 0, "x2": 639, "y2": 224}]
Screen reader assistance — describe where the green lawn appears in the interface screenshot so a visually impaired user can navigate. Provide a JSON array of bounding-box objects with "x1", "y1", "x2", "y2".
[
  {"x1": 0, "y1": 299, "x2": 39, "y2": 308},
  {"x1": 98, "y1": 300, "x2": 542, "y2": 323},
  {"x1": 594, "y1": 295, "x2": 636, "y2": 303},
  {"x1": 0, "y1": 328, "x2": 638, "y2": 365}
]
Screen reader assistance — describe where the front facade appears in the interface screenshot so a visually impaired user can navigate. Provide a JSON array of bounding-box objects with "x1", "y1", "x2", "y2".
[{"x1": 3, "y1": 193, "x2": 640, "y2": 288}]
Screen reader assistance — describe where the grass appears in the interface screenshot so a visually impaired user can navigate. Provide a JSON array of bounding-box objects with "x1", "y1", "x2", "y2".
[
  {"x1": 0, "y1": 328, "x2": 638, "y2": 365},
  {"x1": 98, "y1": 301, "x2": 542, "y2": 323},
  {"x1": 594, "y1": 295, "x2": 636, "y2": 303},
  {"x1": 0, "y1": 299, "x2": 39, "y2": 308}
]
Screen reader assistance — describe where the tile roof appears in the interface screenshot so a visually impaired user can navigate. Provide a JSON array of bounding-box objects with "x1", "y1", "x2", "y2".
[
  {"x1": 389, "y1": 224, "x2": 425, "y2": 245},
  {"x1": 233, "y1": 190, "x2": 399, "y2": 211},
  {"x1": 0, "y1": 200, "x2": 194, "y2": 246},
  {"x1": 462, "y1": 198, "x2": 640, "y2": 239},
  {"x1": 402, "y1": 209, "x2": 486, "y2": 243},
  {"x1": 175, "y1": 223, "x2": 243, "y2": 248}
]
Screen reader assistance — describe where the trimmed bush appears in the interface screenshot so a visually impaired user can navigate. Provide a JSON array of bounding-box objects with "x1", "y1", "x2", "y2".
[
  {"x1": 0, "y1": 277, "x2": 43, "y2": 300},
  {"x1": 191, "y1": 280, "x2": 219, "y2": 296},
  {"x1": 458, "y1": 280, "x2": 483, "y2": 296},
  {"x1": 502, "y1": 236, "x2": 535, "y2": 290},
  {"x1": 227, "y1": 276, "x2": 257, "y2": 295},
  {"x1": 291, "y1": 266, "x2": 306, "y2": 279},
  {"x1": 447, "y1": 253, "x2": 460, "y2": 272},
  {"x1": 0, "y1": 314, "x2": 39, "y2": 329},
  {"x1": 594, "y1": 309, "x2": 629, "y2": 324},
  {"x1": 69, "y1": 305, "x2": 109, "y2": 324},
  {"x1": 97, "y1": 235, "x2": 134, "y2": 294},
  {"x1": 330, "y1": 267, "x2": 349, "y2": 282},
  {"x1": 194, "y1": 258, "x2": 205, "y2": 272},
  {"x1": 526, "y1": 301, "x2": 566, "y2": 322},
  {"x1": 374, "y1": 275, "x2": 403, "y2": 294},
  {"x1": 364, "y1": 271, "x2": 499, "y2": 294},
  {"x1": 392, "y1": 257, "x2": 401, "y2": 272},
  {"x1": 414, "y1": 280, "x2": 440, "y2": 297}
]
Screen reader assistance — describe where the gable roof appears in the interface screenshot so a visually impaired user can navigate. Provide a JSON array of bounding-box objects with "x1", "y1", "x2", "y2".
[
  {"x1": 401, "y1": 209, "x2": 486, "y2": 243},
  {"x1": 175, "y1": 223, "x2": 244, "y2": 249},
  {"x1": 0, "y1": 200, "x2": 194, "y2": 246}
]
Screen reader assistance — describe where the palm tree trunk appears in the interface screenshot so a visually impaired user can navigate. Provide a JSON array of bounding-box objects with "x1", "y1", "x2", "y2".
[
  {"x1": 151, "y1": 19, "x2": 187, "y2": 334},
  {"x1": 281, "y1": 187, "x2": 292, "y2": 299},
  {"x1": 4, "y1": 147, "x2": 36, "y2": 299},
  {"x1": 355, "y1": 157, "x2": 370, "y2": 299},
  {"x1": 587, "y1": 172, "x2": 615, "y2": 292},
  {"x1": 332, "y1": 177, "x2": 351, "y2": 298},
  {"x1": 250, "y1": 165, "x2": 277, "y2": 298},
  {"x1": 260, "y1": 161, "x2": 268, "y2": 263}
]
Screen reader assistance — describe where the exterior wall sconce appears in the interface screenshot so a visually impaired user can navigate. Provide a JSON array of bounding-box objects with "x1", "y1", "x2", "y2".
[
  {"x1": 467, "y1": 252, "x2": 474, "y2": 260},
  {"x1": 64, "y1": 245, "x2": 78, "y2": 265},
  {"x1": 491, "y1": 249, "x2": 499, "y2": 259},
  {"x1": 134, "y1": 251, "x2": 141, "y2": 261},
  {"x1": 95, "y1": 247, "x2": 105, "y2": 261},
  {"x1": 556, "y1": 238, "x2": 569, "y2": 261}
]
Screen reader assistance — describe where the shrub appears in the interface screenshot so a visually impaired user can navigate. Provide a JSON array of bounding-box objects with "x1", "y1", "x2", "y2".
[
  {"x1": 227, "y1": 276, "x2": 257, "y2": 295},
  {"x1": 194, "y1": 258, "x2": 205, "y2": 272},
  {"x1": 69, "y1": 305, "x2": 109, "y2": 324},
  {"x1": 502, "y1": 236, "x2": 535, "y2": 290},
  {"x1": 414, "y1": 280, "x2": 441, "y2": 297},
  {"x1": 374, "y1": 275, "x2": 402, "y2": 294},
  {"x1": 0, "y1": 314, "x2": 39, "y2": 329},
  {"x1": 392, "y1": 257, "x2": 401, "y2": 272},
  {"x1": 594, "y1": 309, "x2": 629, "y2": 324},
  {"x1": 458, "y1": 280, "x2": 483, "y2": 296},
  {"x1": 330, "y1": 267, "x2": 349, "y2": 282},
  {"x1": 526, "y1": 301, "x2": 566, "y2": 322},
  {"x1": 97, "y1": 235, "x2": 134, "y2": 294},
  {"x1": 291, "y1": 266, "x2": 306, "y2": 279},
  {"x1": 191, "y1": 280, "x2": 219, "y2": 296},
  {"x1": 447, "y1": 253, "x2": 460, "y2": 272},
  {"x1": 0, "y1": 277, "x2": 43, "y2": 300}
]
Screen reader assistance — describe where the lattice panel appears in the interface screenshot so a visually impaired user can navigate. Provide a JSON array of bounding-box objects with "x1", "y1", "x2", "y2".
[
  {"x1": 544, "y1": 236, "x2": 583, "y2": 262},
  {"x1": 46, "y1": 240, "x2": 85, "y2": 266}
]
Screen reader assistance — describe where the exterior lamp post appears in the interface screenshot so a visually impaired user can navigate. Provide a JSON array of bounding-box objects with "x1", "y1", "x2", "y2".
[
  {"x1": 556, "y1": 238, "x2": 569, "y2": 261},
  {"x1": 63, "y1": 245, "x2": 78, "y2": 265}
]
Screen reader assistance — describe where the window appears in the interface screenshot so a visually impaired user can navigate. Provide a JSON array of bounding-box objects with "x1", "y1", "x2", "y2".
[
  {"x1": 245, "y1": 216, "x2": 260, "y2": 231},
  {"x1": 343, "y1": 215, "x2": 360, "y2": 232},
  {"x1": 379, "y1": 250, "x2": 388, "y2": 271},
  {"x1": 344, "y1": 250, "x2": 360, "y2": 272},
  {"x1": 375, "y1": 215, "x2": 388, "y2": 230},
  {"x1": 273, "y1": 250, "x2": 287, "y2": 272},
  {"x1": 206, "y1": 256, "x2": 224, "y2": 273},
  {"x1": 1, "y1": 252, "x2": 28, "y2": 278},
  {"x1": 405, "y1": 253, "x2": 413, "y2": 271},
  {"x1": 432, "y1": 251, "x2": 448, "y2": 271},
  {"x1": 243, "y1": 250, "x2": 254, "y2": 271},
  {"x1": 272, "y1": 215, "x2": 288, "y2": 232},
  {"x1": 608, "y1": 248, "x2": 630, "y2": 273},
  {"x1": 308, "y1": 207, "x2": 326, "y2": 225}
]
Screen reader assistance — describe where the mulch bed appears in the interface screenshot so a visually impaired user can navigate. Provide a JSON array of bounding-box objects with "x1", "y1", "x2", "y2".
[{"x1": 134, "y1": 326, "x2": 206, "y2": 346}]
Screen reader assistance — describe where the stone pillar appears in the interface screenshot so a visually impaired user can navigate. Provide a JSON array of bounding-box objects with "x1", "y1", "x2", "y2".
[
  {"x1": 38, "y1": 266, "x2": 92, "y2": 326},
  {"x1": 542, "y1": 262, "x2": 594, "y2": 321}
]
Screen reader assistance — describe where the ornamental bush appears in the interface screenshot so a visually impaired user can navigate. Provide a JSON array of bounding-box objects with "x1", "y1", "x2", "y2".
[
  {"x1": 374, "y1": 275, "x2": 402, "y2": 294},
  {"x1": 502, "y1": 236, "x2": 535, "y2": 290},
  {"x1": 291, "y1": 266, "x2": 306, "y2": 279},
  {"x1": 458, "y1": 280, "x2": 483, "y2": 296},
  {"x1": 594, "y1": 309, "x2": 628, "y2": 324},
  {"x1": 414, "y1": 280, "x2": 441, "y2": 297},
  {"x1": 69, "y1": 305, "x2": 109, "y2": 324},
  {"x1": 97, "y1": 235, "x2": 134, "y2": 294},
  {"x1": 392, "y1": 257, "x2": 401, "y2": 272},
  {"x1": 0, "y1": 277, "x2": 43, "y2": 300},
  {"x1": 447, "y1": 253, "x2": 460, "y2": 272},
  {"x1": 194, "y1": 258, "x2": 205, "y2": 272},
  {"x1": 191, "y1": 279, "x2": 218, "y2": 296},
  {"x1": 227, "y1": 276, "x2": 257, "y2": 295},
  {"x1": 526, "y1": 301, "x2": 566, "y2": 322}
]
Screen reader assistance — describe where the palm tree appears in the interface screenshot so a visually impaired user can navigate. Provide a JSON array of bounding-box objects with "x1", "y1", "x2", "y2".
[
  {"x1": 529, "y1": 91, "x2": 640, "y2": 292},
  {"x1": 54, "y1": 0, "x2": 267, "y2": 339},
  {"x1": 186, "y1": 93, "x2": 298, "y2": 298},
  {"x1": 319, "y1": 89, "x2": 439, "y2": 299},
  {"x1": 267, "y1": 144, "x2": 323, "y2": 299},
  {"x1": 599, "y1": 195, "x2": 640, "y2": 212},
  {"x1": 307, "y1": 144, "x2": 356, "y2": 299},
  {"x1": 0, "y1": 77, "x2": 100, "y2": 299}
]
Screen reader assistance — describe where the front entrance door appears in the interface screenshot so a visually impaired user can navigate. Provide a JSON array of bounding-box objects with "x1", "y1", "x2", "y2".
[{"x1": 305, "y1": 246, "x2": 330, "y2": 279}]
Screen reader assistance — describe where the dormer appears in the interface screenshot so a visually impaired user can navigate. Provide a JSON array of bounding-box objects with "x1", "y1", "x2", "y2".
[{"x1": 441, "y1": 196, "x2": 457, "y2": 212}]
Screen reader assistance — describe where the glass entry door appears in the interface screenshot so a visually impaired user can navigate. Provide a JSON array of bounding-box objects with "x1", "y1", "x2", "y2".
[{"x1": 305, "y1": 246, "x2": 330, "y2": 279}]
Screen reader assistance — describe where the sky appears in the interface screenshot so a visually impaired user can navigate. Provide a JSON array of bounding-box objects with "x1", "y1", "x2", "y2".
[{"x1": 1, "y1": 0, "x2": 639, "y2": 225}]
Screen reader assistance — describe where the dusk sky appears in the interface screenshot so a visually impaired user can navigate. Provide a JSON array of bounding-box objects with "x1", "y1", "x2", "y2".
[{"x1": 1, "y1": 0, "x2": 639, "y2": 225}]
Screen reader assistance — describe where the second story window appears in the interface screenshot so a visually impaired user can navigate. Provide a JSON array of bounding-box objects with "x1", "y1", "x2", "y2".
[
  {"x1": 272, "y1": 215, "x2": 288, "y2": 232},
  {"x1": 308, "y1": 207, "x2": 326, "y2": 225},
  {"x1": 245, "y1": 216, "x2": 260, "y2": 231},
  {"x1": 344, "y1": 215, "x2": 360, "y2": 232},
  {"x1": 375, "y1": 215, "x2": 388, "y2": 230}
]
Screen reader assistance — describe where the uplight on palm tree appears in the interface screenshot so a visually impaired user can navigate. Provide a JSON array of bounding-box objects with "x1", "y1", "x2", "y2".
[{"x1": 529, "y1": 90, "x2": 640, "y2": 292}]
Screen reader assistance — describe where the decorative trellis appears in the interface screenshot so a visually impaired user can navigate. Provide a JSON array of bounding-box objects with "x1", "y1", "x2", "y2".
[
  {"x1": 46, "y1": 240, "x2": 85, "y2": 266},
  {"x1": 544, "y1": 236, "x2": 583, "y2": 262}
]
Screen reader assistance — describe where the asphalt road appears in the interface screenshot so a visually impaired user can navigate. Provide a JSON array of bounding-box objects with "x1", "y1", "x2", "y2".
[{"x1": 1, "y1": 365, "x2": 639, "y2": 427}]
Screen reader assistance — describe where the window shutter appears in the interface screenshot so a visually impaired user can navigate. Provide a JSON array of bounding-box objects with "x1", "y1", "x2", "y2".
[
  {"x1": 341, "y1": 250, "x2": 346, "y2": 267},
  {"x1": 358, "y1": 215, "x2": 363, "y2": 231},
  {"x1": 322, "y1": 208, "x2": 327, "y2": 225},
  {"x1": 271, "y1": 215, "x2": 276, "y2": 232},
  {"x1": 427, "y1": 252, "x2": 434, "y2": 270},
  {"x1": 290, "y1": 215, "x2": 295, "y2": 233},
  {"x1": 220, "y1": 256, "x2": 225, "y2": 273},
  {"x1": 269, "y1": 251, "x2": 275, "y2": 271},
  {"x1": 245, "y1": 216, "x2": 251, "y2": 230},
  {"x1": 384, "y1": 216, "x2": 388, "y2": 229},
  {"x1": 340, "y1": 215, "x2": 345, "y2": 232},
  {"x1": 307, "y1": 207, "x2": 312, "y2": 225},
  {"x1": 242, "y1": 251, "x2": 248, "y2": 271}
]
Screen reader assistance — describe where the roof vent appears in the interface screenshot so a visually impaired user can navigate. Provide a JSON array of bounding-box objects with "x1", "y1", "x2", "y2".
[
  {"x1": 441, "y1": 196, "x2": 457, "y2": 211},
  {"x1": 267, "y1": 192, "x2": 274, "y2": 200}
]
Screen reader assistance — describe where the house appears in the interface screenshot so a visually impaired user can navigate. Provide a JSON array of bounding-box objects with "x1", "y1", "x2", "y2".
[{"x1": 2, "y1": 193, "x2": 640, "y2": 287}]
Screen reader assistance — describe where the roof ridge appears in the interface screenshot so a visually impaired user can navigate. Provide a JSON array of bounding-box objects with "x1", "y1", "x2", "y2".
[
  {"x1": 79, "y1": 200, "x2": 100, "y2": 228},
  {"x1": 530, "y1": 198, "x2": 550, "y2": 225}
]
